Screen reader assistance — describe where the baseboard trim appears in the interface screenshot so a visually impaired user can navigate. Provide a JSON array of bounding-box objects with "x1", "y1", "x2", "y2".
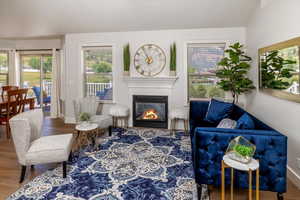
[
  {"x1": 287, "y1": 165, "x2": 300, "y2": 189},
  {"x1": 64, "y1": 117, "x2": 76, "y2": 124}
]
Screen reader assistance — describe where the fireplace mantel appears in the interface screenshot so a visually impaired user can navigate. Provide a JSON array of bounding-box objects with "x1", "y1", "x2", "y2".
[{"x1": 123, "y1": 76, "x2": 178, "y2": 89}]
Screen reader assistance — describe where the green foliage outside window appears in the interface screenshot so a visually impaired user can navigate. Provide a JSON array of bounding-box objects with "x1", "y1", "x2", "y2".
[
  {"x1": 28, "y1": 56, "x2": 52, "y2": 73},
  {"x1": 0, "y1": 54, "x2": 7, "y2": 67},
  {"x1": 91, "y1": 61, "x2": 112, "y2": 73}
]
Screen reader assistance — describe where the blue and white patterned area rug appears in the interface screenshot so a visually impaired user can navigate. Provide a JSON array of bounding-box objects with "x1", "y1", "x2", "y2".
[{"x1": 8, "y1": 128, "x2": 209, "y2": 200}]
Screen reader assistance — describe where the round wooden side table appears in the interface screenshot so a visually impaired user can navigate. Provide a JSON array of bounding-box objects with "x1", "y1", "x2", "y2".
[
  {"x1": 221, "y1": 154, "x2": 260, "y2": 200},
  {"x1": 75, "y1": 122, "x2": 98, "y2": 150}
]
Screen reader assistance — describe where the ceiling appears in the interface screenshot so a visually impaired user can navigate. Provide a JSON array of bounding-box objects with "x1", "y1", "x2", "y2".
[{"x1": 0, "y1": 0, "x2": 260, "y2": 38}]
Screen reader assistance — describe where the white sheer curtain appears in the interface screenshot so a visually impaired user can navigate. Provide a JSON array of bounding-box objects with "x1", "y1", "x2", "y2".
[
  {"x1": 50, "y1": 49, "x2": 61, "y2": 118},
  {"x1": 8, "y1": 50, "x2": 20, "y2": 86}
]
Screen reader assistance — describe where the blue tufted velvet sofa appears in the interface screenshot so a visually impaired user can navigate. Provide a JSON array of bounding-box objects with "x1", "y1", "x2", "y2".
[{"x1": 190, "y1": 100, "x2": 287, "y2": 198}]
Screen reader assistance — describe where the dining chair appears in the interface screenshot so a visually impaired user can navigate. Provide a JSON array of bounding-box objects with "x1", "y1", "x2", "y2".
[
  {"x1": 0, "y1": 88, "x2": 28, "y2": 139},
  {"x1": 9, "y1": 109, "x2": 74, "y2": 183},
  {"x1": 1, "y1": 85, "x2": 19, "y2": 101}
]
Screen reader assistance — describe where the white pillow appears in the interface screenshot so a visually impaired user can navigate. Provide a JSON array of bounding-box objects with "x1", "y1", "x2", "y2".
[{"x1": 217, "y1": 118, "x2": 237, "y2": 129}]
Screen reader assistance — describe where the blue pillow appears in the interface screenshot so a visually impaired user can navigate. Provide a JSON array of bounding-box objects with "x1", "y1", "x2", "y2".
[
  {"x1": 204, "y1": 99, "x2": 233, "y2": 123},
  {"x1": 236, "y1": 113, "x2": 255, "y2": 129}
]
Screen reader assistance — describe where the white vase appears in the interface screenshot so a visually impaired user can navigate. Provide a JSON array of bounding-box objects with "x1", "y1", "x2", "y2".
[
  {"x1": 169, "y1": 71, "x2": 176, "y2": 76},
  {"x1": 123, "y1": 71, "x2": 130, "y2": 76}
]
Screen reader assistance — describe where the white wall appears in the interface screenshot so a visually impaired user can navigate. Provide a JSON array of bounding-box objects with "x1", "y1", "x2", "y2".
[
  {"x1": 247, "y1": 0, "x2": 300, "y2": 186},
  {"x1": 0, "y1": 39, "x2": 15, "y2": 49},
  {"x1": 0, "y1": 38, "x2": 61, "y2": 50},
  {"x1": 15, "y1": 39, "x2": 61, "y2": 50},
  {"x1": 64, "y1": 28, "x2": 246, "y2": 123}
]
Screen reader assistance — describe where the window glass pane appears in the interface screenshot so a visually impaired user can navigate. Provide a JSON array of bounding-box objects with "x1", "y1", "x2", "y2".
[
  {"x1": 21, "y1": 55, "x2": 41, "y2": 97},
  {"x1": 83, "y1": 47, "x2": 113, "y2": 100},
  {"x1": 187, "y1": 43, "x2": 225, "y2": 99},
  {"x1": 0, "y1": 52, "x2": 8, "y2": 86}
]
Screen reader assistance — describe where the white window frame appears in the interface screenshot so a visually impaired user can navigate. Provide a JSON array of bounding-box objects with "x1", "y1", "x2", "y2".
[
  {"x1": 80, "y1": 44, "x2": 115, "y2": 103},
  {"x1": 184, "y1": 40, "x2": 229, "y2": 104}
]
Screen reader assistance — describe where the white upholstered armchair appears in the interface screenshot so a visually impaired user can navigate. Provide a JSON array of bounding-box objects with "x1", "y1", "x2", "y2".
[
  {"x1": 9, "y1": 109, "x2": 74, "y2": 183},
  {"x1": 73, "y1": 97, "x2": 112, "y2": 136}
]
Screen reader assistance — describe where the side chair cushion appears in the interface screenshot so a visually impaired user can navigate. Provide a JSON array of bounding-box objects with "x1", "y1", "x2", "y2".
[
  {"x1": 26, "y1": 134, "x2": 73, "y2": 165},
  {"x1": 91, "y1": 115, "x2": 112, "y2": 129}
]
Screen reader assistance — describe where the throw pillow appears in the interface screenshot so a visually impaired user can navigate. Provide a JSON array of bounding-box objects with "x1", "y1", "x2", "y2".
[
  {"x1": 204, "y1": 99, "x2": 233, "y2": 123},
  {"x1": 217, "y1": 118, "x2": 237, "y2": 129},
  {"x1": 236, "y1": 113, "x2": 255, "y2": 129}
]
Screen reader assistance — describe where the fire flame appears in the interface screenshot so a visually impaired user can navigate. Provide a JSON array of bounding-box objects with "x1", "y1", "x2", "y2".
[{"x1": 142, "y1": 109, "x2": 159, "y2": 120}]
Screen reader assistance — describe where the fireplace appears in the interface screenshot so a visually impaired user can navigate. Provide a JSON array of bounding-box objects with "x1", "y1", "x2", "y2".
[{"x1": 133, "y1": 95, "x2": 168, "y2": 128}]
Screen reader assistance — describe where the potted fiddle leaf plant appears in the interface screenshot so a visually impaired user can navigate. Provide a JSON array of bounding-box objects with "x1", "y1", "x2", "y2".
[
  {"x1": 216, "y1": 42, "x2": 255, "y2": 104},
  {"x1": 170, "y1": 42, "x2": 176, "y2": 76},
  {"x1": 123, "y1": 43, "x2": 130, "y2": 76}
]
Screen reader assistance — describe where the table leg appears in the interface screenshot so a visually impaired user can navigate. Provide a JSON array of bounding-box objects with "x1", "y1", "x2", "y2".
[
  {"x1": 29, "y1": 99, "x2": 35, "y2": 110},
  {"x1": 256, "y1": 168, "x2": 259, "y2": 200},
  {"x1": 249, "y1": 169, "x2": 252, "y2": 200},
  {"x1": 221, "y1": 161, "x2": 225, "y2": 200},
  {"x1": 231, "y1": 168, "x2": 234, "y2": 200}
]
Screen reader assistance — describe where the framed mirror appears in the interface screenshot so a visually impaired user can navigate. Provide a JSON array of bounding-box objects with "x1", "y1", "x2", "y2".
[{"x1": 259, "y1": 37, "x2": 300, "y2": 103}]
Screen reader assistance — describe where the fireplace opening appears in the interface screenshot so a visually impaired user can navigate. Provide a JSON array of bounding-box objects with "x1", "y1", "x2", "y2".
[
  {"x1": 133, "y1": 95, "x2": 168, "y2": 128},
  {"x1": 141, "y1": 109, "x2": 159, "y2": 120}
]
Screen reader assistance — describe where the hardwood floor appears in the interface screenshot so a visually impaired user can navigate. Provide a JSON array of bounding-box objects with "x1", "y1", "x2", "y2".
[{"x1": 0, "y1": 117, "x2": 299, "y2": 200}]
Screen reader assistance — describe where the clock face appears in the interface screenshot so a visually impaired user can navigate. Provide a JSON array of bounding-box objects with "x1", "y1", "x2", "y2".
[{"x1": 134, "y1": 44, "x2": 166, "y2": 76}]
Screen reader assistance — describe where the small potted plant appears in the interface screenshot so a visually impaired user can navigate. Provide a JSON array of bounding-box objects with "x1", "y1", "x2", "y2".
[
  {"x1": 226, "y1": 136, "x2": 256, "y2": 164},
  {"x1": 169, "y1": 42, "x2": 176, "y2": 76},
  {"x1": 123, "y1": 43, "x2": 130, "y2": 76},
  {"x1": 79, "y1": 112, "x2": 91, "y2": 126}
]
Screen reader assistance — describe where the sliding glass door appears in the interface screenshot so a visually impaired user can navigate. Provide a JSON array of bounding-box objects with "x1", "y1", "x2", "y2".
[{"x1": 20, "y1": 54, "x2": 52, "y2": 112}]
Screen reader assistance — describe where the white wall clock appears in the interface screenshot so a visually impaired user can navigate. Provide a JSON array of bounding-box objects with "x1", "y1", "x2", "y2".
[{"x1": 134, "y1": 44, "x2": 166, "y2": 77}]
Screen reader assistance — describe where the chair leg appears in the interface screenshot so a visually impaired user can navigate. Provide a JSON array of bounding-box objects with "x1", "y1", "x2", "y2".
[
  {"x1": 277, "y1": 193, "x2": 284, "y2": 200},
  {"x1": 19, "y1": 165, "x2": 26, "y2": 183},
  {"x1": 68, "y1": 151, "x2": 73, "y2": 162},
  {"x1": 6, "y1": 123, "x2": 10, "y2": 139},
  {"x1": 170, "y1": 119, "x2": 174, "y2": 135},
  {"x1": 63, "y1": 161, "x2": 67, "y2": 178},
  {"x1": 108, "y1": 126, "x2": 112, "y2": 136}
]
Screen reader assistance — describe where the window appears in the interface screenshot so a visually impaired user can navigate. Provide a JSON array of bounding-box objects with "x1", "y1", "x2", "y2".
[
  {"x1": 0, "y1": 51, "x2": 9, "y2": 87},
  {"x1": 187, "y1": 43, "x2": 226, "y2": 100},
  {"x1": 83, "y1": 46, "x2": 113, "y2": 101},
  {"x1": 20, "y1": 54, "x2": 52, "y2": 108}
]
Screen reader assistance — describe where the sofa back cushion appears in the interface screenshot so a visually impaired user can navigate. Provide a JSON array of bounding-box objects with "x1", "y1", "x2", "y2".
[
  {"x1": 190, "y1": 101, "x2": 210, "y2": 123},
  {"x1": 231, "y1": 104, "x2": 274, "y2": 131},
  {"x1": 204, "y1": 99, "x2": 233, "y2": 123},
  {"x1": 236, "y1": 113, "x2": 255, "y2": 129}
]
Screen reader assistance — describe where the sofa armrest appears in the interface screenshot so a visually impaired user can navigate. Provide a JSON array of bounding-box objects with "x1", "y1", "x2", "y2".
[{"x1": 192, "y1": 129, "x2": 287, "y2": 193}]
